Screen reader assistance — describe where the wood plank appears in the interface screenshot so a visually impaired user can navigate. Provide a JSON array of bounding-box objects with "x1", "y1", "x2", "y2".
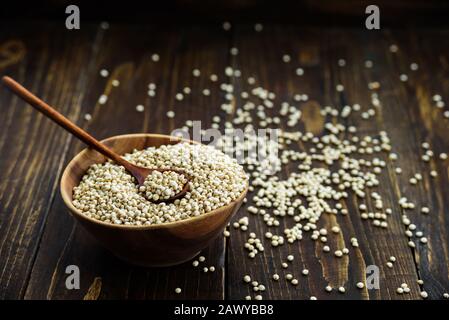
[
  {"x1": 378, "y1": 29, "x2": 449, "y2": 299},
  {"x1": 327, "y1": 28, "x2": 422, "y2": 299},
  {"x1": 24, "y1": 24, "x2": 231, "y2": 299},
  {"x1": 0, "y1": 23, "x2": 99, "y2": 299},
  {"x1": 227, "y1": 25, "x2": 329, "y2": 300},
  {"x1": 226, "y1": 25, "x2": 423, "y2": 300}
]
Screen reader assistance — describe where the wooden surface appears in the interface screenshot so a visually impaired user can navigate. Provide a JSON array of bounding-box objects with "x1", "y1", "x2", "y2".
[{"x1": 0, "y1": 22, "x2": 448, "y2": 300}]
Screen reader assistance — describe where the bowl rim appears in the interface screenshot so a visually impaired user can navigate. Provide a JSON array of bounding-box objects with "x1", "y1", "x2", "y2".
[{"x1": 60, "y1": 133, "x2": 248, "y2": 230}]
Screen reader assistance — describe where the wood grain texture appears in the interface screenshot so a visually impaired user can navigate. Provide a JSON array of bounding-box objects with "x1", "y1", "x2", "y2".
[
  {"x1": 0, "y1": 22, "x2": 448, "y2": 300},
  {"x1": 325, "y1": 29, "x2": 423, "y2": 299},
  {"x1": 0, "y1": 23, "x2": 98, "y2": 299},
  {"x1": 23, "y1": 24, "x2": 231, "y2": 300},
  {"x1": 226, "y1": 26, "x2": 422, "y2": 300},
  {"x1": 379, "y1": 29, "x2": 449, "y2": 300}
]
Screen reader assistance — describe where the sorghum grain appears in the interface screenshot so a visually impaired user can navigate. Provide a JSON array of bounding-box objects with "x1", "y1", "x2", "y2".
[{"x1": 73, "y1": 143, "x2": 247, "y2": 225}]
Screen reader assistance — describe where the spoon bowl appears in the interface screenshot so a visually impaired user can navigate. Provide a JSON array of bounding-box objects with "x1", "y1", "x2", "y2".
[
  {"x1": 60, "y1": 133, "x2": 248, "y2": 266},
  {"x1": 127, "y1": 164, "x2": 190, "y2": 203}
]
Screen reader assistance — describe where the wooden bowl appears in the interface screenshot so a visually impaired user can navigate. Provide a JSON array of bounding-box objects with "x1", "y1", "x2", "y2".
[{"x1": 60, "y1": 133, "x2": 247, "y2": 267}]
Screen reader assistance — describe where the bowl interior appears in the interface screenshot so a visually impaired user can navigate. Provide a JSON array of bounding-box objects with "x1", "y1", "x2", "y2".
[{"x1": 61, "y1": 133, "x2": 185, "y2": 211}]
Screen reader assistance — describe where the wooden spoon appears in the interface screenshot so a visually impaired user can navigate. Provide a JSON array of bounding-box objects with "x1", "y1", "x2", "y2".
[{"x1": 2, "y1": 76, "x2": 189, "y2": 203}]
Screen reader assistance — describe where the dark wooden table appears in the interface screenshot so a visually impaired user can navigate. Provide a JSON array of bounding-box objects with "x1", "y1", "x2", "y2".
[{"x1": 1, "y1": 21, "x2": 448, "y2": 300}]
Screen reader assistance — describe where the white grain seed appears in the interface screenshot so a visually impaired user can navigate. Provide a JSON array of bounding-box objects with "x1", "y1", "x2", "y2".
[
  {"x1": 166, "y1": 110, "x2": 175, "y2": 118},
  {"x1": 254, "y1": 23, "x2": 263, "y2": 32},
  {"x1": 230, "y1": 47, "x2": 239, "y2": 56},
  {"x1": 98, "y1": 94, "x2": 108, "y2": 104},
  {"x1": 151, "y1": 54, "x2": 160, "y2": 62},
  {"x1": 389, "y1": 44, "x2": 398, "y2": 52},
  {"x1": 282, "y1": 54, "x2": 291, "y2": 63},
  {"x1": 222, "y1": 22, "x2": 231, "y2": 31},
  {"x1": 334, "y1": 250, "x2": 343, "y2": 257},
  {"x1": 331, "y1": 226, "x2": 340, "y2": 233},
  {"x1": 181, "y1": 87, "x2": 190, "y2": 95},
  {"x1": 100, "y1": 69, "x2": 109, "y2": 77},
  {"x1": 100, "y1": 21, "x2": 110, "y2": 30}
]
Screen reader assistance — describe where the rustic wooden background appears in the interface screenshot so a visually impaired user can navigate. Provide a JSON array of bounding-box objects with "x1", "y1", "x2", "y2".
[{"x1": 0, "y1": 21, "x2": 448, "y2": 300}]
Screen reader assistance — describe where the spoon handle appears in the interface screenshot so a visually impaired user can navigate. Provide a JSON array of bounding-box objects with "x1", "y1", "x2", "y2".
[{"x1": 2, "y1": 76, "x2": 128, "y2": 167}]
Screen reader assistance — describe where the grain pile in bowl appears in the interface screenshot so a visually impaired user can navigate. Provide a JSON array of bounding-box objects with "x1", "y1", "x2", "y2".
[
  {"x1": 72, "y1": 143, "x2": 248, "y2": 225},
  {"x1": 141, "y1": 170, "x2": 188, "y2": 201}
]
